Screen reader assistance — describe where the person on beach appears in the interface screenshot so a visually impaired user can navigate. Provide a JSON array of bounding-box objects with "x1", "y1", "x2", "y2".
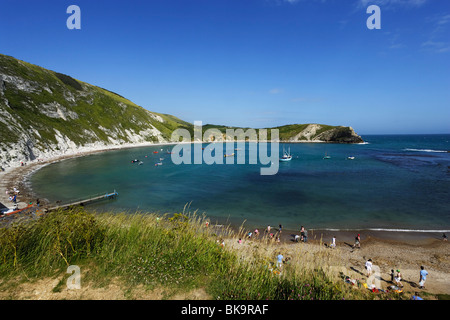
[
  {"x1": 443, "y1": 233, "x2": 447, "y2": 241},
  {"x1": 365, "y1": 259, "x2": 373, "y2": 277},
  {"x1": 36, "y1": 198, "x2": 40, "y2": 207},
  {"x1": 267, "y1": 225, "x2": 271, "y2": 233},
  {"x1": 352, "y1": 234, "x2": 361, "y2": 249},
  {"x1": 395, "y1": 270, "x2": 403, "y2": 287},
  {"x1": 330, "y1": 236, "x2": 336, "y2": 248},
  {"x1": 411, "y1": 292, "x2": 423, "y2": 300},
  {"x1": 254, "y1": 229, "x2": 259, "y2": 237},
  {"x1": 300, "y1": 226, "x2": 307, "y2": 242},
  {"x1": 278, "y1": 224, "x2": 283, "y2": 233},
  {"x1": 419, "y1": 266, "x2": 428, "y2": 289},
  {"x1": 276, "y1": 252, "x2": 284, "y2": 269},
  {"x1": 390, "y1": 269, "x2": 395, "y2": 283}
]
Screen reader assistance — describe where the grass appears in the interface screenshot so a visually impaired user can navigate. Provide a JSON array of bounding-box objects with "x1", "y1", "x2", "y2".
[
  {"x1": 0, "y1": 207, "x2": 384, "y2": 300},
  {"x1": 0, "y1": 53, "x2": 192, "y2": 149}
]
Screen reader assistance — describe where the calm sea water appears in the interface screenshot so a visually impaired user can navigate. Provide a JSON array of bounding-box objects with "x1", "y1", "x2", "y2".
[{"x1": 30, "y1": 135, "x2": 450, "y2": 232}]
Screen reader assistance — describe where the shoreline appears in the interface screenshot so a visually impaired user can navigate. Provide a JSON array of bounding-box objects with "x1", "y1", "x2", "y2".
[
  {"x1": 0, "y1": 141, "x2": 181, "y2": 210},
  {"x1": 0, "y1": 144, "x2": 448, "y2": 296},
  {"x1": 1, "y1": 141, "x2": 448, "y2": 244}
]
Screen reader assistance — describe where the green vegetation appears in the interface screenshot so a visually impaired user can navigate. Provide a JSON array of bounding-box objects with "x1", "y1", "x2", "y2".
[
  {"x1": 0, "y1": 53, "x2": 192, "y2": 151},
  {"x1": 0, "y1": 208, "x2": 375, "y2": 300},
  {"x1": 1, "y1": 52, "x2": 363, "y2": 169}
]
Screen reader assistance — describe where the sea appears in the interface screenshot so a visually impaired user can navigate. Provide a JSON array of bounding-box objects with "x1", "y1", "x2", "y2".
[{"x1": 29, "y1": 134, "x2": 450, "y2": 233}]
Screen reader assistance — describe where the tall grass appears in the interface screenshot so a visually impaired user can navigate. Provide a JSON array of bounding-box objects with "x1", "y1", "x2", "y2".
[{"x1": 0, "y1": 208, "x2": 370, "y2": 300}]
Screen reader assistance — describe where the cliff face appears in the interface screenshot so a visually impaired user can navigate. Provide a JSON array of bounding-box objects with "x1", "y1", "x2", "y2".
[
  {"x1": 285, "y1": 124, "x2": 363, "y2": 143},
  {"x1": 0, "y1": 54, "x2": 190, "y2": 169},
  {"x1": 0, "y1": 53, "x2": 363, "y2": 170}
]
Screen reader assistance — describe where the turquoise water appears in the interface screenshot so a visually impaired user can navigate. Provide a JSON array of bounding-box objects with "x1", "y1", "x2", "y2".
[{"x1": 30, "y1": 135, "x2": 450, "y2": 232}]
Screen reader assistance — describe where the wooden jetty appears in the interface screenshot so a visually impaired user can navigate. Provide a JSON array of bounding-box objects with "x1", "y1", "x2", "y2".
[{"x1": 45, "y1": 190, "x2": 119, "y2": 212}]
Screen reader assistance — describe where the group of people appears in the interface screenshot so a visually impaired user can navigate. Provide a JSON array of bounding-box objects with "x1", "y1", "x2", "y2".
[
  {"x1": 294, "y1": 226, "x2": 308, "y2": 242},
  {"x1": 275, "y1": 252, "x2": 291, "y2": 270},
  {"x1": 246, "y1": 224, "x2": 284, "y2": 242},
  {"x1": 365, "y1": 258, "x2": 429, "y2": 290},
  {"x1": 245, "y1": 224, "x2": 311, "y2": 243},
  {"x1": 5, "y1": 187, "x2": 20, "y2": 207}
]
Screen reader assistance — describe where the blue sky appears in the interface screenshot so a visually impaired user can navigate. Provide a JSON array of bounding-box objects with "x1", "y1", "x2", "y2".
[{"x1": 0, "y1": 0, "x2": 449, "y2": 134}]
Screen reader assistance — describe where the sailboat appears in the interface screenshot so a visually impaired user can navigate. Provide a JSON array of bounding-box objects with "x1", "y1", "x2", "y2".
[
  {"x1": 323, "y1": 152, "x2": 331, "y2": 159},
  {"x1": 280, "y1": 146, "x2": 293, "y2": 162}
]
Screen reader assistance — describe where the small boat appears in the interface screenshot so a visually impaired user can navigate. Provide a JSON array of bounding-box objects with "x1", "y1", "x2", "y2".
[
  {"x1": 224, "y1": 153, "x2": 235, "y2": 158},
  {"x1": 155, "y1": 162, "x2": 163, "y2": 166},
  {"x1": 138, "y1": 161, "x2": 144, "y2": 165},
  {"x1": 280, "y1": 146, "x2": 292, "y2": 162},
  {"x1": 159, "y1": 158, "x2": 164, "y2": 161},
  {"x1": 347, "y1": 156, "x2": 355, "y2": 160},
  {"x1": 131, "y1": 159, "x2": 139, "y2": 163},
  {"x1": 323, "y1": 152, "x2": 331, "y2": 159},
  {"x1": 153, "y1": 151, "x2": 158, "y2": 154}
]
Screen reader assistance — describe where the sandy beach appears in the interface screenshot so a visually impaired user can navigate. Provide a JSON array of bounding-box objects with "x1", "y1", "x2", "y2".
[
  {"x1": 0, "y1": 141, "x2": 181, "y2": 210},
  {"x1": 222, "y1": 225, "x2": 450, "y2": 297},
  {"x1": 1, "y1": 145, "x2": 449, "y2": 299}
]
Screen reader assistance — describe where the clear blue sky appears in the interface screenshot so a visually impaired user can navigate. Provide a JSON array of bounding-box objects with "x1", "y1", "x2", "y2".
[{"x1": 1, "y1": 0, "x2": 449, "y2": 134}]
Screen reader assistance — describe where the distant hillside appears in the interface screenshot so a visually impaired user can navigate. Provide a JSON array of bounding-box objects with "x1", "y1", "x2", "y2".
[
  {"x1": 0, "y1": 54, "x2": 191, "y2": 169},
  {"x1": 201, "y1": 123, "x2": 363, "y2": 143},
  {"x1": 0, "y1": 53, "x2": 363, "y2": 169}
]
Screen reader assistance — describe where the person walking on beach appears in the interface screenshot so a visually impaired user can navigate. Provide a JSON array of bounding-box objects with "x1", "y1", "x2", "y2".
[
  {"x1": 394, "y1": 270, "x2": 403, "y2": 288},
  {"x1": 300, "y1": 226, "x2": 307, "y2": 242},
  {"x1": 390, "y1": 269, "x2": 395, "y2": 284},
  {"x1": 329, "y1": 236, "x2": 336, "y2": 248},
  {"x1": 365, "y1": 259, "x2": 373, "y2": 277},
  {"x1": 352, "y1": 234, "x2": 361, "y2": 249},
  {"x1": 419, "y1": 266, "x2": 428, "y2": 289}
]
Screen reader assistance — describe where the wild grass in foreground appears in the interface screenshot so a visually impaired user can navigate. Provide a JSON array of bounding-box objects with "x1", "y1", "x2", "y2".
[{"x1": 0, "y1": 208, "x2": 373, "y2": 300}]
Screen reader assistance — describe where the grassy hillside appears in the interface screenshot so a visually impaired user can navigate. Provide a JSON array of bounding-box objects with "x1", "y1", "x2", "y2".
[
  {"x1": 0, "y1": 208, "x2": 375, "y2": 300},
  {"x1": 0, "y1": 53, "x2": 190, "y2": 151}
]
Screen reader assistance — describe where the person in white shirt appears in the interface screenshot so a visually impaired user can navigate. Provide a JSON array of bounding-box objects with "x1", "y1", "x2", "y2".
[
  {"x1": 330, "y1": 236, "x2": 336, "y2": 248},
  {"x1": 365, "y1": 259, "x2": 373, "y2": 277}
]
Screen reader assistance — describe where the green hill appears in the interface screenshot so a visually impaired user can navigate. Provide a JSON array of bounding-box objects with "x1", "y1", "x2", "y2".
[{"x1": 0, "y1": 53, "x2": 363, "y2": 169}]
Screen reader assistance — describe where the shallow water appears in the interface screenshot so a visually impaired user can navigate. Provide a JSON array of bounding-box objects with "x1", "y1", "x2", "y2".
[{"x1": 30, "y1": 135, "x2": 450, "y2": 232}]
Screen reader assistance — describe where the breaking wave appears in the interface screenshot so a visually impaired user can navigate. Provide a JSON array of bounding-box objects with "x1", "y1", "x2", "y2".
[{"x1": 403, "y1": 148, "x2": 447, "y2": 153}]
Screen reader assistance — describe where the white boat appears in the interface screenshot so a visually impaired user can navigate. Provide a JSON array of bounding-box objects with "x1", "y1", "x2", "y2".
[
  {"x1": 280, "y1": 146, "x2": 293, "y2": 162},
  {"x1": 347, "y1": 156, "x2": 355, "y2": 160},
  {"x1": 224, "y1": 153, "x2": 235, "y2": 158}
]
